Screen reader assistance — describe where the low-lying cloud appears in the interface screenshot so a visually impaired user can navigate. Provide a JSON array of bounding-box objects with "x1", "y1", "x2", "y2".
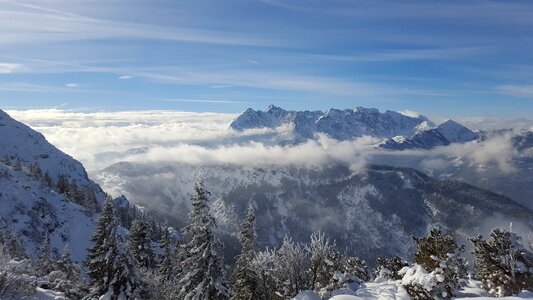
[{"x1": 5, "y1": 109, "x2": 528, "y2": 177}]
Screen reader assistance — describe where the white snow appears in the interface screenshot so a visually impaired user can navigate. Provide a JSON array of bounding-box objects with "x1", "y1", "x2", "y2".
[
  {"x1": 33, "y1": 287, "x2": 67, "y2": 299},
  {"x1": 294, "y1": 279, "x2": 533, "y2": 300},
  {"x1": 293, "y1": 290, "x2": 322, "y2": 300}
]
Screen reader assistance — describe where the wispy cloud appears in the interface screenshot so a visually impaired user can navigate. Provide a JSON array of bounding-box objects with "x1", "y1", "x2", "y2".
[
  {"x1": 65, "y1": 83, "x2": 80, "y2": 88},
  {"x1": 259, "y1": 0, "x2": 533, "y2": 26},
  {"x1": 0, "y1": 62, "x2": 22, "y2": 73},
  {"x1": 0, "y1": 0, "x2": 276, "y2": 47},
  {"x1": 161, "y1": 98, "x2": 248, "y2": 104},
  {"x1": 497, "y1": 84, "x2": 533, "y2": 98},
  {"x1": 310, "y1": 47, "x2": 489, "y2": 62},
  {"x1": 118, "y1": 75, "x2": 133, "y2": 80},
  {"x1": 0, "y1": 82, "x2": 68, "y2": 93},
  {"x1": 246, "y1": 59, "x2": 261, "y2": 66}
]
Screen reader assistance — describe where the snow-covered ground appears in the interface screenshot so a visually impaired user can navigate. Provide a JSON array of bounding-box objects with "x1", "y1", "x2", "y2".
[{"x1": 293, "y1": 280, "x2": 533, "y2": 300}]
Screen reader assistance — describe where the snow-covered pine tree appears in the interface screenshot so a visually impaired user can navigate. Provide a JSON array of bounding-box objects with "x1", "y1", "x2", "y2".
[
  {"x1": 2, "y1": 230, "x2": 26, "y2": 259},
  {"x1": 47, "y1": 244, "x2": 88, "y2": 299},
  {"x1": 83, "y1": 187, "x2": 100, "y2": 212},
  {"x1": 29, "y1": 162, "x2": 42, "y2": 179},
  {"x1": 56, "y1": 175, "x2": 68, "y2": 194},
  {"x1": 375, "y1": 256, "x2": 408, "y2": 280},
  {"x1": 36, "y1": 233, "x2": 55, "y2": 275},
  {"x1": 57, "y1": 244, "x2": 77, "y2": 278},
  {"x1": 0, "y1": 239, "x2": 34, "y2": 298},
  {"x1": 85, "y1": 196, "x2": 141, "y2": 299},
  {"x1": 158, "y1": 226, "x2": 175, "y2": 279},
  {"x1": 13, "y1": 157, "x2": 21, "y2": 171},
  {"x1": 410, "y1": 227, "x2": 467, "y2": 298},
  {"x1": 175, "y1": 182, "x2": 229, "y2": 300},
  {"x1": 129, "y1": 214, "x2": 155, "y2": 269},
  {"x1": 43, "y1": 171, "x2": 53, "y2": 187},
  {"x1": 231, "y1": 205, "x2": 260, "y2": 300},
  {"x1": 471, "y1": 228, "x2": 533, "y2": 296},
  {"x1": 0, "y1": 218, "x2": 27, "y2": 260}
]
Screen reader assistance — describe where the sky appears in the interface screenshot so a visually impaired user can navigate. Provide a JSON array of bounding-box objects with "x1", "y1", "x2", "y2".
[{"x1": 0, "y1": 0, "x2": 533, "y2": 115}]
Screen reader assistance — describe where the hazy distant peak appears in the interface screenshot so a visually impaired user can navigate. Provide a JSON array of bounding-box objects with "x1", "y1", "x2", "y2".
[
  {"x1": 436, "y1": 119, "x2": 478, "y2": 143},
  {"x1": 230, "y1": 105, "x2": 431, "y2": 141}
]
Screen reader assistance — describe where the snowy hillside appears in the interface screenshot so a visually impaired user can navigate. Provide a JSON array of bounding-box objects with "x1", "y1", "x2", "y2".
[
  {"x1": 0, "y1": 109, "x2": 108, "y2": 261},
  {"x1": 0, "y1": 161, "x2": 95, "y2": 262},
  {"x1": 0, "y1": 109, "x2": 106, "y2": 202},
  {"x1": 96, "y1": 162, "x2": 533, "y2": 264}
]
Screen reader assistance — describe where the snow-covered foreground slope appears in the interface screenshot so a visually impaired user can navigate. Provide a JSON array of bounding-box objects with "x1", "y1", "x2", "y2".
[
  {"x1": 294, "y1": 280, "x2": 533, "y2": 300},
  {"x1": 0, "y1": 161, "x2": 96, "y2": 262},
  {"x1": 97, "y1": 161, "x2": 533, "y2": 263},
  {"x1": 0, "y1": 110, "x2": 104, "y2": 195},
  {"x1": 0, "y1": 109, "x2": 109, "y2": 261}
]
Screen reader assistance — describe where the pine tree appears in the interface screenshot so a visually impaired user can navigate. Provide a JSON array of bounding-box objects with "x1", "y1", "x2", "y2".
[
  {"x1": 83, "y1": 187, "x2": 100, "y2": 212},
  {"x1": 471, "y1": 228, "x2": 533, "y2": 296},
  {"x1": 43, "y1": 171, "x2": 53, "y2": 187},
  {"x1": 49, "y1": 244, "x2": 88, "y2": 299},
  {"x1": 231, "y1": 205, "x2": 260, "y2": 300},
  {"x1": 36, "y1": 233, "x2": 54, "y2": 275},
  {"x1": 68, "y1": 179, "x2": 82, "y2": 203},
  {"x1": 0, "y1": 220, "x2": 26, "y2": 259},
  {"x1": 158, "y1": 226, "x2": 175, "y2": 279},
  {"x1": 57, "y1": 175, "x2": 68, "y2": 194},
  {"x1": 85, "y1": 197, "x2": 141, "y2": 299},
  {"x1": 57, "y1": 244, "x2": 77, "y2": 278},
  {"x1": 411, "y1": 227, "x2": 467, "y2": 298},
  {"x1": 2, "y1": 154, "x2": 11, "y2": 165},
  {"x1": 13, "y1": 157, "x2": 21, "y2": 171},
  {"x1": 4, "y1": 231, "x2": 26, "y2": 259},
  {"x1": 175, "y1": 182, "x2": 229, "y2": 300},
  {"x1": 30, "y1": 162, "x2": 42, "y2": 179},
  {"x1": 375, "y1": 256, "x2": 408, "y2": 280},
  {"x1": 129, "y1": 215, "x2": 155, "y2": 269},
  {"x1": 0, "y1": 219, "x2": 7, "y2": 246}
]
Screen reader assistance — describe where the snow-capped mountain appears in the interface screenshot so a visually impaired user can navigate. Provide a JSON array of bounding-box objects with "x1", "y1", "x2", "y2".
[
  {"x1": 96, "y1": 161, "x2": 533, "y2": 264},
  {"x1": 380, "y1": 119, "x2": 479, "y2": 150},
  {"x1": 434, "y1": 119, "x2": 478, "y2": 143},
  {"x1": 230, "y1": 105, "x2": 433, "y2": 141},
  {"x1": 0, "y1": 109, "x2": 108, "y2": 262}
]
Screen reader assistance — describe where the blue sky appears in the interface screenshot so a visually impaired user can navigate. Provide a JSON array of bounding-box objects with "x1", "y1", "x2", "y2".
[{"x1": 0, "y1": 0, "x2": 532, "y2": 116}]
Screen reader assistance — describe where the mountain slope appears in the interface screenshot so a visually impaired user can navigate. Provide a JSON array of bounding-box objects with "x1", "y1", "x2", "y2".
[
  {"x1": 96, "y1": 162, "x2": 533, "y2": 264},
  {"x1": 0, "y1": 161, "x2": 95, "y2": 262},
  {"x1": 435, "y1": 119, "x2": 478, "y2": 143},
  {"x1": 0, "y1": 109, "x2": 105, "y2": 198},
  {"x1": 0, "y1": 109, "x2": 109, "y2": 262}
]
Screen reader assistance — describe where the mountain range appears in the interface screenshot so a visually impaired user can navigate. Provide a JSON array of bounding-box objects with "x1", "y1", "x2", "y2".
[{"x1": 230, "y1": 105, "x2": 479, "y2": 149}]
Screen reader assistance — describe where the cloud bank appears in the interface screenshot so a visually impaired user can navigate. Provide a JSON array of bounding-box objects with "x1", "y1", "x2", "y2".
[{"x1": 6, "y1": 109, "x2": 530, "y2": 180}]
